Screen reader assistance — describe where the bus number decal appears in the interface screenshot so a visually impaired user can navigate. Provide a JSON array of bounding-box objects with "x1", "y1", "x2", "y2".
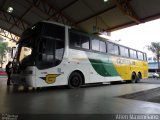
[{"x1": 117, "y1": 58, "x2": 130, "y2": 65}]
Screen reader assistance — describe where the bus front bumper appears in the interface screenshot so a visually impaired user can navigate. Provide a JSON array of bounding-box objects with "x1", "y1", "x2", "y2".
[{"x1": 11, "y1": 74, "x2": 35, "y2": 87}]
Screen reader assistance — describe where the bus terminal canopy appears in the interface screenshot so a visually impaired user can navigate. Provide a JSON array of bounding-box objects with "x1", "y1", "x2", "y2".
[{"x1": 0, "y1": 0, "x2": 160, "y2": 41}]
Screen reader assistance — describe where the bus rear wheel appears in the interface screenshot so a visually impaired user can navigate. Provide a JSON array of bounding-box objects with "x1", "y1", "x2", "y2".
[
  {"x1": 131, "y1": 73, "x2": 137, "y2": 83},
  {"x1": 136, "y1": 73, "x2": 141, "y2": 83},
  {"x1": 68, "y1": 72, "x2": 82, "y2": 89}
]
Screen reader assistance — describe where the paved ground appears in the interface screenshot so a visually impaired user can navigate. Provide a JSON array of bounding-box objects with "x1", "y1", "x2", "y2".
[
  {"x1": 140, "y1": 78, "x2": 160, "y2": 84},
  {"x1": 119, "y1": 86, "x2": 160, "y2": 103},
  {"x1": 1, "y1": 77, "x2": 160, "y2": 119}
]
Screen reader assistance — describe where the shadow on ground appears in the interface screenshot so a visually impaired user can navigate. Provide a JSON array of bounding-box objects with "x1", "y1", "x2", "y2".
[{"x1": 118, "y1": 87, "x2": 160, "y2": 103}]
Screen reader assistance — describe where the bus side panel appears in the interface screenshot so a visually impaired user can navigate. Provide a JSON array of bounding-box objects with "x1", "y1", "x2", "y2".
[
  {"x1": 68, "y1": 49, "x2": 122, "y2": 84},
  {"x1": 34, "y1": 50, "x2": 91, "y2": 87},
  {"x1": 114, "y1": 57, "x2": 148, "y2": 80},
  {"x1": 87, "y1": 53, "x2": 122, "y2": 82},
  {"x1": 112, "y1": 56, "x2": 131, "y2": 80},
  {"x1": 34, "y1": 49, "x2": 148, "y2": 87}
]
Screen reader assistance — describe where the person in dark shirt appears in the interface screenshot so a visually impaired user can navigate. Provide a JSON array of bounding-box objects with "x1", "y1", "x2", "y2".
[{"x1": 5, "y1": 61, "x2": 12, "y2": 86}]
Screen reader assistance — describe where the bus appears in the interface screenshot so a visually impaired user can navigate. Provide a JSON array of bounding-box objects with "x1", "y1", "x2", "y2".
[{"x1": 11, "y1": 21, "x2": 148, "y2": 88}]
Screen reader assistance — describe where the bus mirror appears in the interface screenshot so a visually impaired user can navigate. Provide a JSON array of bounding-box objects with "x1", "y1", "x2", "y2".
[{"x1": 11, "y1": 47, "x2": 16, "y2": 58}]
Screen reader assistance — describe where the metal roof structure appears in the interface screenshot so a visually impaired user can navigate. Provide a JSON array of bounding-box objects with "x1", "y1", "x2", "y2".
[{"x1": 0, "y1": 0, "x2": 160, "y2": 42}]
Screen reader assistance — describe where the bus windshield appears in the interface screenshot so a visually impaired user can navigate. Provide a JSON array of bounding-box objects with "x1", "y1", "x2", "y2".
[
  {"x1": 19, "y1": 43, "x2": 32, "y2": 62},
  {"x1": 16, "y1": 22, "x2": 65, "y2": 70},
  {"x1": 18, "y1": 37, "x2": 35, "y2": 66}
]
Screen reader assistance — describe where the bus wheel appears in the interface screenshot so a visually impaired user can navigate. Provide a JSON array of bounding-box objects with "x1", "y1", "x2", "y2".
[
  {"x1": 68, "y1": 72, "x2": 82, "y2": 89},
  {"x1": 136, "y1": 73, "x2": 141, "y2": 83},
  {"x1": 131, "y1": 73, "x2": 137, "y2": 83}
]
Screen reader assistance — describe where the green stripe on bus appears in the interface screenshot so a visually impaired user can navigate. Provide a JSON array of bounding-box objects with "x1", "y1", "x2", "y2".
[{"x1": 87, "y1": 53, "x2": 119, "y2": 77}]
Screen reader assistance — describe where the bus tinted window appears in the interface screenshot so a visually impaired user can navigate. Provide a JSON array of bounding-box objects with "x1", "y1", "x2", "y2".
[
  {"x1": 92, "y1": 39, "x2": 99, "y2": 51},
  {"x1": 55, "y1": 41, "x2": 64, "y2": 65},
  {"x1": 120, "y1": 46, "x2": 129, "y2": 57},
  {"x1": 107, "y1": 42, "x2": 114, "y2": 54},
  {"x1": 144, "y1": 53, "x2": 147, "y2": 61},
  {"x1": 130, "y1": 49, "x2": 137, "y2": 59},
  {"x1": 37, "y1": 37, "x2": 65, "y2": 69},
  {"x1": 137, "y1": 52, "x2": 143, "y2": 60},
  {"x1": 114, "y1": 45, "x2": 119, "y2": 55},
  {"x1": 125, "y1": 48, "x2": 129, "y2": 57},
  {"x1": 70, "y1": 32, "x2": 81, "y2": 47},
  {"x1": 107, "y1": 42, "x2": 119, "y2": 55},
  {"x1": 81, "y1": 35, "x2": 90, "y2": 49},
  {"x1": 42, "y1": 23, "x2": 65, "y2": 40},
  {"x1": 100, "y1": 41, "x2": 106, "y2": 52},
  {"x1": 37, "y1": 38, "x2": 54, "y2": 67}
]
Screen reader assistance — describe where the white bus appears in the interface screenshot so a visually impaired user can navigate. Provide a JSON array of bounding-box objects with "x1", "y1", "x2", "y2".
[{"x1": 11, "y1": 21, "x2": 148, "y2": 88}]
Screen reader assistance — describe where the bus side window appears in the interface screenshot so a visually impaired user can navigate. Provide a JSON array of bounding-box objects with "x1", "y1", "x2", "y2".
[
  {"x1": 144, "y1": 53, "x2": 147, "y2": 61},
  {"x1": 38, "y1": 39, "x2": 45, "y2": 61},
  {"x1": 45, "y1": 39, "x2": 54, "y2": 63},
  {"x1": 114, "y1": 45, "x2": 119, "y2": 55},
  {"x1": 125, "y1": 48, "x2": 129, "y2": 57},
  {"x1": 120, "y1": 46, "x2": 129, "y2": 57},
  {"x1": 137, "y1": 52, "x2": 143, "y2": 60},
  {"x1": 92, "y1": 39, "x2": 99, "y2": 51},
  {"x1": 55, "y1": 40, "x2": 64, "y2": 65},
  {"x1": 81, "y1": 35, "x2": 90, "y2": 49},
  {"x1": 107, "y1": 42, "x2": 114, "y2": 54},
  {"x1": 100, "y1": 41, "x2": 106, "y2": 53},
  {"x1": 130, "y1": 49, "x2": 137, "y2": 59},
  {"x1": 69, "y1": 31, "x2": 81, "y2": 48},
  {"x1": 38, "y1": 38, "x2": 54, "y2": 63}
]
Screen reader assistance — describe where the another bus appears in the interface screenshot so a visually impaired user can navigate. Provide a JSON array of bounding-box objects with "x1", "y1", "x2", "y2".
[{"x1": 11, "y1": 21, "x2": 148, "y2": 88}]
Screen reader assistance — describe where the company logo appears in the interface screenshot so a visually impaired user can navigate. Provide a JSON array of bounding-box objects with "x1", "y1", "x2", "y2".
[{"x1": 40, "y1": 74, "x2": 60, "y2": 84}]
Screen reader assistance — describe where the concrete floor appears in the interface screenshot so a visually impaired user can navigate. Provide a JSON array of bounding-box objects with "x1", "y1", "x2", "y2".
[{"x1": 1, "y1": 77, "x2": 160, "y2": 115}]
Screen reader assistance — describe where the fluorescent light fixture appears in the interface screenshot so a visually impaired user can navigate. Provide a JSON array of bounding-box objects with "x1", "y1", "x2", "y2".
[
  {"x1": 104, "y1": 0, "x2": 109, "y2": 2},
  {"x1": 31, "y1": 26, "x2": 35, "y2": 30},
  {"x1": 7, "y1": 7, "x2": 13, "y2": 13}
]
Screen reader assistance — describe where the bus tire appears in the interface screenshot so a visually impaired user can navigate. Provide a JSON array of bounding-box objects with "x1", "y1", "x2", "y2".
[
  {"x1": 68, "y1": 72, "x2": 82, "y2": 89},
  {"x1": 131, "y1": 73, "x2": 137, "y2": 83},
  {"x1": 136, "y1": 73, "x2": 141, "y2": 83}
]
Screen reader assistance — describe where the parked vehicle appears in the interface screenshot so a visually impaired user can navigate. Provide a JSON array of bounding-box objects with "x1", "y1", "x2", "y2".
[{"x1": 153, "y1": 72, "x2": 159, "y2": 78}]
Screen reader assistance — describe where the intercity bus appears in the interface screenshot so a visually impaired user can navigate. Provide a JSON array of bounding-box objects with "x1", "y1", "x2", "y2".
[{"x1": 11, "y1": 21, "x2": 148, "y2": 88}]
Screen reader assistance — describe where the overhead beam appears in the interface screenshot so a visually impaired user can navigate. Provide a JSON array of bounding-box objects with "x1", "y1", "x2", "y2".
[
  {"x1": 0, "y1": 10, "x2": 30, "y2": 42},
  {"x1": 43, "y1": 0, "x2": 76, "y2": 26},
  {"x1": 112, "y1": 0, "x2": 141, "y2": 24},
  {"x1": 9, "y1": 5, "x2": 33, "y2": 31},
  {"x1": 47, "y1": 0, "x2": 78, "y2": 23},
  {"x1": 106, "y1": 13, "x2": 160, "y2": 32},
  {"x1": 61, "y1": 0, "x2": 79, "y2": 11},
  {"x1": 1, "y1": 0, "x2": 77, "y2": 41},
  {"x1": 106, "y1": 21, "x2": 135, "y2": 32},
  {"x1": 76, "y1": 6, "x2": 116, "y2": 25},
  {"x1": 0, "y1": 9, "x2": 31, "y2": 32},
  {"x1": 80, "y1": 0, "x2": 110, "y2": 32},
  {"x1": 0, "y1": 27, "x2": 19, "y2": 42},
  {"x1": 76, "y1": 0, "x2": 134, "y2": 25},
  {"x1": 25, "y1": 0, "x2": 76, "y2": 26},
  {"x1": 141, "y1": 13, "x2": 160, "y2": 23},
  {"x1": 0, "y1": 0, "x2": 7, "y2": 8}
]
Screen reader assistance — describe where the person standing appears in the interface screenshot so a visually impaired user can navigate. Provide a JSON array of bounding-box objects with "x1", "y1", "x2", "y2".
[{"x1": 5, "y1": 61, "x2": 12, "y2": 85}]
